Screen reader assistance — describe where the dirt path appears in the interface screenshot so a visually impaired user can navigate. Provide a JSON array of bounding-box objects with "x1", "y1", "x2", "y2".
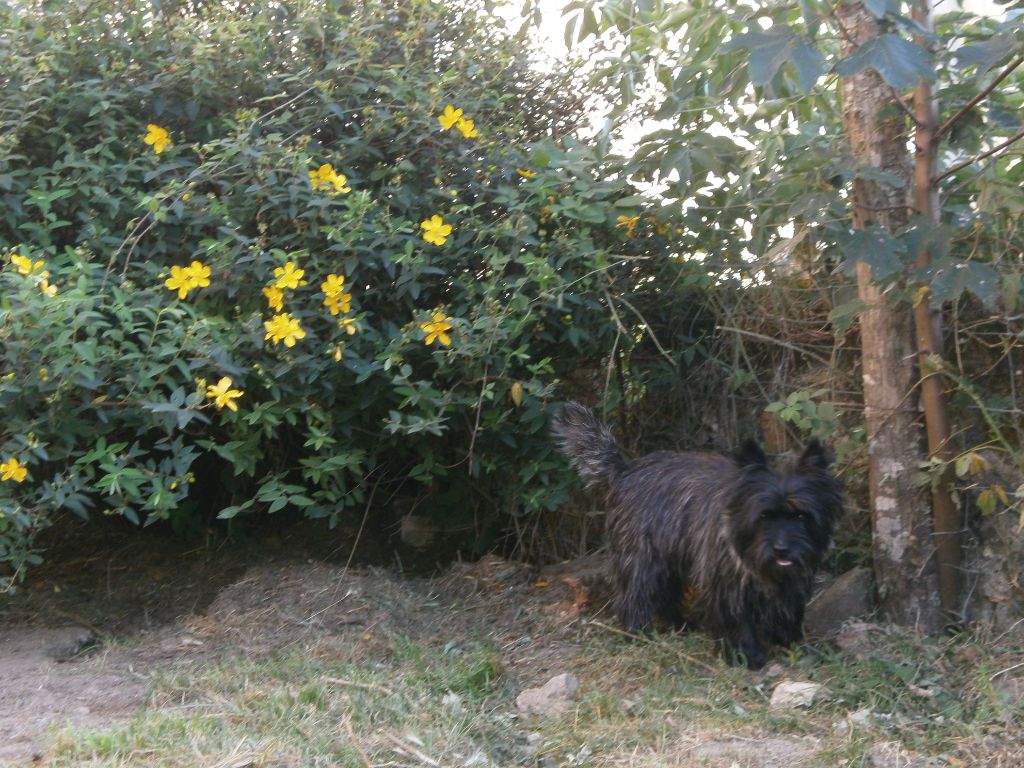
[
  {"x1": 2, "y1": 526, "x2": 1012, "y2": 767},
  {"x1": 0, "y1": 626, "x2": 148, "y2": 763},
  {"x1": 0, "y1": 539, "x2": 597, "y2": 765}
]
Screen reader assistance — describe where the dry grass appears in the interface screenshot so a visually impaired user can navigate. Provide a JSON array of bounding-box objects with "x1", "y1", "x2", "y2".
[{"x1": 39, "y1": 562, "x2": 1024, "y2": 768}]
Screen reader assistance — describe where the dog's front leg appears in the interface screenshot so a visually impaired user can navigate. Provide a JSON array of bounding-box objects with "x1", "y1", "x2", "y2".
[
  {"x1": 768, "y1": 602, "x2": 805, "y2": 648},
  {"x1": 724, "y1": 621, "x2": 766, "y2": 670}
]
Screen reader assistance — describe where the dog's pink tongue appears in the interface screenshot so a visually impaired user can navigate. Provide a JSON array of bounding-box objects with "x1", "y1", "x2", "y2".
[{"x1": 776, "y1": 558, "x2": 793, "y2": 567}]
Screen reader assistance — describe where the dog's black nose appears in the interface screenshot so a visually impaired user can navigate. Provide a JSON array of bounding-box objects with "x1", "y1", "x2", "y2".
[{"x1": 773, "y1": 543, "x2": 795, "y2": 567}]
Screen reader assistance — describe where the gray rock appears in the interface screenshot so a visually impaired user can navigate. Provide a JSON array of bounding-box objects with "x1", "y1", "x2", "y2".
[
  {"x1": 834, "y1": 621, "x2": 880, "y2": 660},
  {"x1": 515, "y1": 673, "x2": 579, "y2": 717},
  {"x1": 804, "y1": 566, "x2": 874, "y2": 638},
  {"x1": 769, "y1": 680, "x2": 829, "y2": 710}
]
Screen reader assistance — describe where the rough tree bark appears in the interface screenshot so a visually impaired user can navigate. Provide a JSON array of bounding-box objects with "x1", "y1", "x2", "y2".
[{"x1": 837, "y1": 1, "x2": 942, "y2": 632}]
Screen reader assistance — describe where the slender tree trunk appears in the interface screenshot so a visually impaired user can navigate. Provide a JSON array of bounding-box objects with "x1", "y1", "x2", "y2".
[
  {"x1": 911, "y1": 0, "x2": 961, "y2": 622},
  {"x1": 837, "y1": 1, "x2": 943, "y2": 632}
]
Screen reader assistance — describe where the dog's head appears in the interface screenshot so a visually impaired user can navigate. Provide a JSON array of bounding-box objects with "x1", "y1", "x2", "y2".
[{"x1": 728, "y1": 440, "x2": 843, "y2": 579}]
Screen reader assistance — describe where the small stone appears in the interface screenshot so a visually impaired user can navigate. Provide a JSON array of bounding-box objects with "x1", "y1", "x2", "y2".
[
  {"x1": 866, "y1": 741, "x2": 942, "y2": 767},
  {"x1": 768, "y1": 680, "x2": 829, "y2": 710},
  {"x1": 835, "y1": 621, "x2": 879, "y2": 660},
  {"x1": 515, "y1": 673, "x2": 579, "y2": 717},
  {"x1": 849, "y1": 708, "x2": 874, "y2": 728},
  {"x1": 804, "y1": 567, "x2": 874, "y2": 639},
  {"x1": 442, "y1": 690, "x2": 464, "y2": 716}
]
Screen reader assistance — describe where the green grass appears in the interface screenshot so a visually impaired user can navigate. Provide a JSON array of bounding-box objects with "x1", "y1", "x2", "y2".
[{"x1": 44, "y1": 622, "x2": 1022, "y2": 767}]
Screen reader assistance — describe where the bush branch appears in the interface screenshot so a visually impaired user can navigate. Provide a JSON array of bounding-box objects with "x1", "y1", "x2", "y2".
[
  {"x1": 935, "y1": 53, "x2": 1024, "y2": 142},
  {"x1": 933, "y1": 126, "x2": 1024, "y2": 184}
]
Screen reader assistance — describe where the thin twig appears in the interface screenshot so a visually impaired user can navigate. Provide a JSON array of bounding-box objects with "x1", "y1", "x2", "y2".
[
  {"x1": 611, "y1": 292, "x2": 677, "y2": 367},
  {"x1": 933, "y1": 126, "x2": 1024, "y2": 184},
  {"x1": 716, "y1": 325, "x2": 834, "y2": 367},
  {"x1": 383, "y1": 732, "x2": 446, "y2": 768},
  {"x1": 325, "y1": 677, "x2": 396, "y2": 697},
  {"x1": 343, "y1": 467, "x2": 383, "y2": 577},
  {"x1": 587, "y1": 620, "x2": 720, "y2": 674},
  {"x1": 587, "y1": 618, "x2": 645, "y2": 641},
  {"x1": 888, "y1": 85, "x2": 917, "y2": 123},
  {"x1": 990, "y1": 660, "x2": 1024, "y2": 681},
  {"x1": 343, "y1": 718, "x2": 373, "y2": 768},
  {"x1": 935, "y1": 53, "x2": 1024, "y2": 141}
]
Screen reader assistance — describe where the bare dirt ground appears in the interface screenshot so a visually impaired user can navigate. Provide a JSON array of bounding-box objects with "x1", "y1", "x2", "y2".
[
  {"x1": 0, "y1": 520, "x2": 598, "y2": 765},
  {"x1": 3, "y1": 519, "x2": 1018, "y2": 767}
]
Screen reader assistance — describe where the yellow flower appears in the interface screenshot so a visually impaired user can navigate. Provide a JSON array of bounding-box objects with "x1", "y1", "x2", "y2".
[
  {"x1": 205, "y1": 376, "x2": 244, "y2": 412},
  {"x1": 39, "y1": 278, "x2": 57, "y2": 297},
  {"x1": 0, "y1": 457, "x2": 27, "y2": 483},
  {"x1": 438, "y1": 104, "x2": 464, "y2": 130},
  {"x1": 321, "y1": 273, "x2": 346, "y2": 295},
  {"x1": 264, "y1": 312, "x2": 306, "y2": 347},
  {"x1": 144, "y1": 124, "x2": 172, "y2": 154},
  {"x1": 320, "y1": 273, "x2": 352, "y2": 315},
  {"x1": 308, "y1": 163, "x2": 351, "y2": 194},
  {"x1": 332, "y1": 343, "x2": 345, "y2": 362},
  {"x1": 10, "y1": 254, "x2": 44, "y2": 275},
  {"x1": 274, "y1": 260, "x2": 305, "y2": 290},
  {"x1": 616, "y1": 215, "x2": 639, "y2": 237},
  {"x1": 188, "y1": 260, "x2": 211, "y2": 290},
  {"x1": 647, "y1": 216, "x2": 670, "y2": 235},
  {"x1": 455, "y1": 117, "x2": 478, "y2": 139},
  {"x1": 516, "y1": 168, "x2": 537, "y2": 179},
  {"x1": 164, "y1": 264, "x2": 194, "y2": 300},
  {"x1": 338, "y1": 316, "x2": 358, "y2": 335},
  {"x1": 262, "y1": 285, "x2": 284, "y2": 311},
  {"x1": 420, "y1": 214, "x2": 452, "y2": 246},
  {"x1": 164, "y1": 260, "x2": 211, "y2": 299},
  {"x1": 420, "y1": 311, "x2": 454, "y2": 347},
  {"x1": 324, "y1": 291, "x2": 352, "y2": 316}
]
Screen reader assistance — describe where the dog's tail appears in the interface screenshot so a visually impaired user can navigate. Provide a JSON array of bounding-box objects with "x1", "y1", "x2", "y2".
[{"x1": 551, "y1": 401, "x2": 627, "y2": 487}]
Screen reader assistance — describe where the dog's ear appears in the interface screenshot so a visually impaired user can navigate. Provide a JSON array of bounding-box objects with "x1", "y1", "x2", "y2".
[
  {"x1": 735, "y1": 439, "x2": 767, "y2": 468},
  {"x1": 797, "y1": 439, "x2": 833, "y2": 472}
]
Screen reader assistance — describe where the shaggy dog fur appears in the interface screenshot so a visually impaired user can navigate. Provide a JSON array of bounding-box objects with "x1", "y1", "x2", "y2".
[{"x1": 552, "y1": 401, "x2": 843, "y2": 669}]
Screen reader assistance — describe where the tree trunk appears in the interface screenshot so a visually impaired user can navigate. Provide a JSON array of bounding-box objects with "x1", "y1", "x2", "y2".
[
  {"x1": 911, "y1": 0, "x2": 961, "y2": 622},
  {"x1": 837, "y1": 1, "x2": 943, "y2": 632}
]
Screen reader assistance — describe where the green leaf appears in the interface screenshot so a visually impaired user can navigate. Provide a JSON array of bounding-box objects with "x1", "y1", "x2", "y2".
[
  {"x1": 217, "y1": 499, "x2": 254, "y2": 520},
  {"x1": 929, "y1": 259, "x2": 1000, "y2": 308},
  {"x1": 791, "y1": 42, "x2": 825, "y2": 92},
  {"x1": 863, "y1": 0, "x2": 897, "y2": 18},
  {"x1": 615, "y1": 194, "x2": 647, "y2": 207},
  {"x1": 955, "y1": 33, "x2": 1019, "y2": 73},
  {"x1": 977, "y1": 489, "x2": 996, "y2": 516},
  {"x1": 726, "y1": 26, "x2": 797, "y2": 86},
  {"x1": 839, "y1": 226, "x2": 907, "y2": 280},
  {"x1": 836, "y1": 34, "x2": 934, "y2": 90},
  {"x1": 830, "y1": 298, "x2": 870, "y2": 336}
]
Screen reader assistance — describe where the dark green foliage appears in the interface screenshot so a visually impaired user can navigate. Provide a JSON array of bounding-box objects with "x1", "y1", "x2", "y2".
[{"x1": 0, "y1": 0, "x2": 704, "y2": 579}]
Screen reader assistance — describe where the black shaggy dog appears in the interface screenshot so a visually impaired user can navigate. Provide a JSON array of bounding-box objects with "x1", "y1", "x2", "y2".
[{"x1": 552, "y1": 401, "x2": 843, "y2": 669}]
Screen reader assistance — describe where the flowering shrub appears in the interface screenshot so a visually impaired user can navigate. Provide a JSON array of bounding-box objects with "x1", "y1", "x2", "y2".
[{"x1": 0, "y1": 0, "x2": 694, "y2": 580}]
